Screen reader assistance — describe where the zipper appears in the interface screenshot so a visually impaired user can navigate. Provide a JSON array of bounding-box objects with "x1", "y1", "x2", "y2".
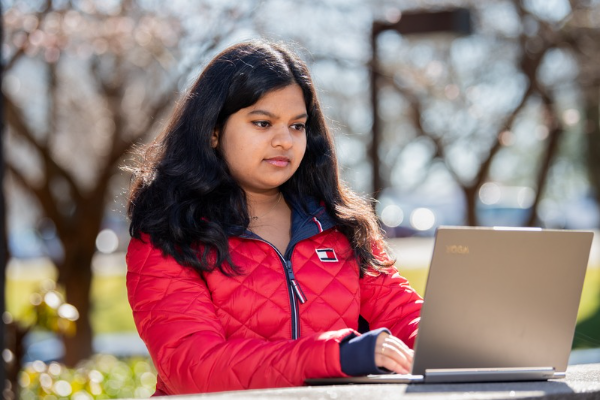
[
  {"x1": 285, "y1": 260, "x2": 307, "y2": 304},
  {"x1": 244, "y1": 236, "x2": 306, "y2": 339}
]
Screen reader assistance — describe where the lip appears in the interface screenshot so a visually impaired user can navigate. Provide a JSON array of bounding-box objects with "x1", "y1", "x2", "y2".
[{"x1": 264, "y1": 157, "x2": 291, "y2": 167}]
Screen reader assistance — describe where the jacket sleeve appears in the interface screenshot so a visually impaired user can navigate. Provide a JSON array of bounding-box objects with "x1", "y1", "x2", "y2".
[
  {"x1": 126, "y1": 236, "x2": 354, "y2": 395},
  {"x1": 359, "y1": 242, "x2": 423, "y2": 349}
]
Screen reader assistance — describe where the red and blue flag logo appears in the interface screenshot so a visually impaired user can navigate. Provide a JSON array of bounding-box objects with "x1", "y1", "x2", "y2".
[{"x1": 316, "y1": 248, "x2": 338, "y2": 262}]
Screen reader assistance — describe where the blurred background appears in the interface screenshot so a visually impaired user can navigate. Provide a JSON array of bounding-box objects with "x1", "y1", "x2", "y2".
[{"x1": 2, "y1": 0, "x2": 600, "y2": 398}]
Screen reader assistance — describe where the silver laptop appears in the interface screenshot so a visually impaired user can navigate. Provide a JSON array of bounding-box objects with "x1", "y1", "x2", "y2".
[{"x1": 307, "y1": 226, "x2": 593, "y2": 384}]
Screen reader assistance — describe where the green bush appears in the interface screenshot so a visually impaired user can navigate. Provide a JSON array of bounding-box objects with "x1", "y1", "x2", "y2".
[{"x1": 19, "y1": 355, "x2": 157, "y2": 399}]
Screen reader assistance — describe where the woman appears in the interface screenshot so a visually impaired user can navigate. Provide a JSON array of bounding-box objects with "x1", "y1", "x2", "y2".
[{"x1": 126, "y1": 39, "x2": 422, "y2": 395}]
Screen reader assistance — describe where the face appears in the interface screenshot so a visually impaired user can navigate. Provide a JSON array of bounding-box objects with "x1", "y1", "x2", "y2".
[{"x1": 213, "y1": 84, "x2": 308, "y2": 195}]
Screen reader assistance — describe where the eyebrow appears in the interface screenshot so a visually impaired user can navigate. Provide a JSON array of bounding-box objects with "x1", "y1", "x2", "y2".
[{"x1": 247, "y1": 110, "x2": 308, "y2": 120}]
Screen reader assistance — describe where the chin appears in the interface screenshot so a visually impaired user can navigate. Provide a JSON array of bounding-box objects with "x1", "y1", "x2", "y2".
[{"x1": 266, "y1": 175, "x2": 294, "y2": 186}]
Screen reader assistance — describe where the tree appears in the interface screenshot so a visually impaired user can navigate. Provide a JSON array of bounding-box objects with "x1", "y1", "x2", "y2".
[
  {"x1": 371, "y1": 0, "x2": 593, "y2": 228},
  {"x1": 562, "y1": 0, "x2": 600, "y2": 227},
  {"x1": 3, "y1": 0, "x2": 257, "y2": 365}
]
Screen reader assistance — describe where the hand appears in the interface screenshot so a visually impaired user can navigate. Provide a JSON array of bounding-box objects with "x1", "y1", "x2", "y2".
[{"x1": 374, "y1": 332, "x2": 414, "y2": 374}]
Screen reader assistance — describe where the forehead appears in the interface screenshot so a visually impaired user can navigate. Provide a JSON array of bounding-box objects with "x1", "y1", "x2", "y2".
[{"x1": 248, "y1": 85, "x2": 306, "y2": 112}]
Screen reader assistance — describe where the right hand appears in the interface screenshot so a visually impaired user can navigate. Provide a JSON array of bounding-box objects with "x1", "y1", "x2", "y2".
[{"x1": 374, "y1": 332, "x2": 414, "y2": 374}]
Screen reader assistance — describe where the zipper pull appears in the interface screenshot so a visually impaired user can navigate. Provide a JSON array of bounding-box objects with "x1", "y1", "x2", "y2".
[{"x1": 285, "y1": 261, "x2": 307, "y2": 304}]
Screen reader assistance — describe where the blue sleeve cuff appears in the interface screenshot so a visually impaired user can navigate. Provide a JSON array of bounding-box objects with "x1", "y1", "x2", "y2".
[{"x1": 339, "y1": 327, "x2": 391, "y2": 376}]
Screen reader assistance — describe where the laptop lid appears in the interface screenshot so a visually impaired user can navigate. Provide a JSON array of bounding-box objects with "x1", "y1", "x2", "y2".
[{"x1": 412, "y1": 226, "x2": 593, "y2": 378}]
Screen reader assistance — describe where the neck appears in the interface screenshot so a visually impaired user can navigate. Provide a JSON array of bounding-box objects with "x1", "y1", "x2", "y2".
[{"x1": 246, "y1": 190, "x2": 282, "y2": 220}]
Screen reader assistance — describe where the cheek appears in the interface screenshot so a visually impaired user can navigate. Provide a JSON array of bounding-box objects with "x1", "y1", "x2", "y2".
[
  {"x1": 296, "y1": 136, "x2": 307, "y2": 163},
  {"x1": 220, "y1": 135, "x2": 249, "y2": 165},
  {"x1": 225, "y1": 147, "x2": 251, "y2": 173}
]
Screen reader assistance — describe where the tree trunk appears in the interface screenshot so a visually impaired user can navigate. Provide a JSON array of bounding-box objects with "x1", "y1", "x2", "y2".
[
  {"x1": 526, "y1": 94, "x2": 563, "y2": 227},
  {"x1": 584, "y1": 86, "x2": 600, "y2": 228},
  {"x1": 464, "y1": 186, "x2": 479, "y2": 226},
  {"x1": 57, "y1": 194, "x2": 106, "y2": 366},
  {"x1": 5, "y1": 322, "x2": 29, "y2": 400},
  {"x1": 61, "y1": 242, "x2": 95, "y2": 366}
]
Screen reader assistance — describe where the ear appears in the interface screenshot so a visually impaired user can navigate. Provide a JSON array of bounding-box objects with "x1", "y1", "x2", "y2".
[{"x1": 211, "y1": 129, "x2": 219, "y2": 149}]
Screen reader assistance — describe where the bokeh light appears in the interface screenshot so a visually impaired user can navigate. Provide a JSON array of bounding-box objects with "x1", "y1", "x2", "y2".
[
  {"x1": 410, "y1": 208, "x2": 436, "y2": 231},
  {"x1": 95, "y1": 229, "x2": 119, "y2": 254},
  {"x1": 381, "y1": 205, "x2": 404, "y2": 227},
  {"x1": 479, "y1": 182, "x2": 501, "y2": 205}
]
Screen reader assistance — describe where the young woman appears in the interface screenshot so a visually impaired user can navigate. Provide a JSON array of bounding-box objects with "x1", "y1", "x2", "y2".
[{"x1": 126, "y1": 40, "x2": 423, "y2": 395}]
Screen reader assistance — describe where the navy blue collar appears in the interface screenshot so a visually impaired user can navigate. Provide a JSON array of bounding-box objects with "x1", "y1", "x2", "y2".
[{"x1": 239, "y1": 195, "x2": 336, "y2": 259}]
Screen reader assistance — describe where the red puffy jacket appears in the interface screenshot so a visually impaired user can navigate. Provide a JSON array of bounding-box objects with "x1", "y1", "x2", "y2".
[{"x1": 126, "y1": 201, "x2": 422, "y2": 395}]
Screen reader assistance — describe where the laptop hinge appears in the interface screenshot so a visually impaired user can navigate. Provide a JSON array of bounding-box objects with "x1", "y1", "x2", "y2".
[{"x1": 424, "y1": 367, "x2": 557, "y2": 383}]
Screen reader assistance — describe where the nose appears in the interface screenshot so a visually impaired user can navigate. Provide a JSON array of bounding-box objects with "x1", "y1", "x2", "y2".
[{"x1": 271, "y1": 124, "x2": 293, "y2": 150}]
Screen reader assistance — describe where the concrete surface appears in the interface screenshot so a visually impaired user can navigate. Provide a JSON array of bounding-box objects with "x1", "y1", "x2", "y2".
[{"x1": 144, "y1": 363, "x2": 600, "y2": 400}]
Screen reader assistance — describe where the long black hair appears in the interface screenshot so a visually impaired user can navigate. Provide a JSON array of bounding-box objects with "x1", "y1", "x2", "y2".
[{"x1": 127, "y1": 40, "x2": 393, "y2": 275}]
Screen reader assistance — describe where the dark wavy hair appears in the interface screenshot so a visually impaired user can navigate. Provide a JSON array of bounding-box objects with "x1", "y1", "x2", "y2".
[{"x1": 127, "y1": 40, "x2": 393, "y2": 276}]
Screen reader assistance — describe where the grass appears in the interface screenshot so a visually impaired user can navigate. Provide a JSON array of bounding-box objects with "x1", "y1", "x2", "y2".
[
  {"x1": 6, "y1": 269, "x2": 136, "y2": 334},
  {"x1": 6, "y1": 264, "x2": 600, "y2": 349},
  {"x1": 90, "y1": 275, "x2": 137, "y2": 333},
  {"x1": 573, "y1": 267, "x2": 600, "y2": 348}
]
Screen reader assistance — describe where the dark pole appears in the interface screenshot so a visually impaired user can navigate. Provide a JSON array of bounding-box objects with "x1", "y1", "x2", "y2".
[
  {"x1": 0, "y1": 1, "x2": 7, "y2": 396},
  {"x1": 369, "y1": 8, "x2": 472, "y2": 196},
  {"x1": 369, "y1": 25, "x2": 382, "y2": 197}
]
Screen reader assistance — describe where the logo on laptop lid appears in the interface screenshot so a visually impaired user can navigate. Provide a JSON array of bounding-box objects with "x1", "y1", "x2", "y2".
[
  {"x1": 446, "y1": 245, "x2": 469, "y2": 254},
  {"x1": 316, "y1": 248, "x2": 338, "y2": 262}
]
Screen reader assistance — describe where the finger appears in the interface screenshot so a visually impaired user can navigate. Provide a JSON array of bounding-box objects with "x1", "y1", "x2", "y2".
[
  {"x1": 374, "y1": 343, "x2": 411, "y2": 374},
  {"x1": 382, "y1": 335, "x2": 413, "y2": 357},
  {"x1": 374, "y1": 333, "x2": 414, "y2": 374},
  {"x1": 375, "y1": 348, "x2": 410, "y2": 375},
  {"x1": 382, "y1": 358, "x2": 411, "y2": 375},
  {"x1": 383, "y1": 335, "x2": 414, "y2": 364},
  {"x1": 381, "y1": 342, "x2": 412, "y2": 372},
  {"x1": 375, "y1": 332, "x2": 390, "y2": 348},
  {"x1": 386, "y1": 335, "x2": 414, "y2": 356}
]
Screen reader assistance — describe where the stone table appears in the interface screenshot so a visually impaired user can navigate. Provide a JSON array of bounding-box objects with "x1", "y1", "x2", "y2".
[{"x1": 145, "y1": 363, "x2": 600, "y2": 400}]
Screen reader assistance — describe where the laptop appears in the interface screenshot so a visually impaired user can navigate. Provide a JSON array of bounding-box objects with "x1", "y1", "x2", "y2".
[{"x1": 307, "y1": 226, "x2": 594, "y2": 384}]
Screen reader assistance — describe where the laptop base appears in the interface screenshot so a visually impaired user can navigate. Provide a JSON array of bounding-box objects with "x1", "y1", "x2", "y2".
[
  {"x1": 306, "y1": 367, "x2": 561, "y2": 385},
  {"x1": 423, "y1": 367, "x2": 559, "y2": 383}
]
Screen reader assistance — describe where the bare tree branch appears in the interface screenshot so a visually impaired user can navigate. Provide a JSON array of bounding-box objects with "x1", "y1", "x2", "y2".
[
  {"x1": 525, "y1": 89, "x2": 563, "y2": 226},
  {"x1": 45, "y1": 58, "x2": 59, "y2": 148},
  {"x1": 4, "y1": 94, "x2": 83, "y2": 202},
  {"x1": 100, "y1": 29, "x2": 236, "y2": 177},
  {"x1": 110, "y1": 94, "x2": 175, "y2": 166},
  {"x1": 3, "y1": 0, "x2": 54, "y2": 71},
  {"x1": 384, "y1": 75, "x2": 464, "y2": 187},
  {"x1": 5, "y1": 161, "x2": 62, "y2": 225}
]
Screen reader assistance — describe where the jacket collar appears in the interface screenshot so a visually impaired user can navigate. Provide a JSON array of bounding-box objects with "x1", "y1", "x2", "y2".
[
  {"x1": 236, "y1": 194, "x2": 337, "y2": 258},
  {"x1": 287, "y1": 194, "x2": 336, "y2": 241}
]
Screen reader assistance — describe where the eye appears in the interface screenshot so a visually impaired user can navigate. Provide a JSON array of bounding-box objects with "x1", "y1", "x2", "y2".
[
  {"x1": 291, "y1": 123, "x2": 306, "y2": 132},
  {"x1": 252, "y1": 120, "x2": 270, "y2": 128}
]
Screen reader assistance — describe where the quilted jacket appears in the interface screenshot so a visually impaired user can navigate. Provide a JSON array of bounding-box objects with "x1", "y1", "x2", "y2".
[{"x1": 126, "y1": 197, "x2": 423, "y2": 395}]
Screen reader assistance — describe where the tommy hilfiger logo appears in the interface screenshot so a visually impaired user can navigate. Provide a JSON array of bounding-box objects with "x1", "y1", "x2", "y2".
[{"x1": 316, "y1": 248, "x2": 338, "y2": 262}]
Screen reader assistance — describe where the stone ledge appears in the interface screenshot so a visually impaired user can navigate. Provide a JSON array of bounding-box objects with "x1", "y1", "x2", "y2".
[{"x1": 144, "y1": 363, "x2": 600, "y2": 400}]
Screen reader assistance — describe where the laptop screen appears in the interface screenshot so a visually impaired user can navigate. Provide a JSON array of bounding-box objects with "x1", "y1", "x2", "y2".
[{"x1": 412, "y1": 227, "x2": 593, "y2": 375}]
